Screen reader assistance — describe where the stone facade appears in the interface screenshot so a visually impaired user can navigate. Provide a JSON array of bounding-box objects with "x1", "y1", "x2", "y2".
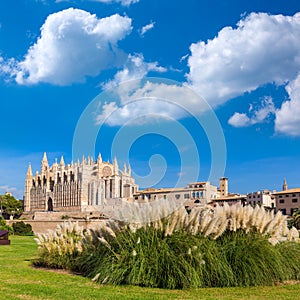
[
  {"x1": 133, "y1": 181, "x2": 219, "y2": 209},
  {"x1": 273, "y1": 188, "x2": 300, "y2": 215},
  {"x1": 246, "y1": 190, "x2": 275, "y2": 209},
  {"x1": 24, "y1": 153, "x2": 138, "y2": 213}
]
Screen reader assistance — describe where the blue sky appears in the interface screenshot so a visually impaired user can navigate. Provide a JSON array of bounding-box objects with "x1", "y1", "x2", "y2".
[{"x1": 1, "y1": 0, "x2": 300, "y2": 198}]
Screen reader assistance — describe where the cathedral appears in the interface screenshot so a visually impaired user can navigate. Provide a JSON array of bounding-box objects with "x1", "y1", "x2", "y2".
[{"x1": 24, "y1": 153, "x2": 138, "y2": 213}]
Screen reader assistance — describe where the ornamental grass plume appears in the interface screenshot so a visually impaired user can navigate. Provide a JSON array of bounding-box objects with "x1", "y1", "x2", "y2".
[
  {"x1": 34, "y1": 221, "x2": 84, "y2": 269},
  {"x1": 87, "y1": 201, "x2": 299, "y2": 243},
  {"x1": 196, "y1": 203, "x2": 299, "y2": 243}
]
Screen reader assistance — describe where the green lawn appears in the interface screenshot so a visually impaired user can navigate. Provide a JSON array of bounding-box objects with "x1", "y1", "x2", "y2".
[{"x1": 0, "y1": 236, "x2": 300, "y2": 300}]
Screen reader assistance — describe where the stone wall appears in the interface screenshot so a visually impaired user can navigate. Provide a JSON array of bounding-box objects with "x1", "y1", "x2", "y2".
[{"x1": 7, "y1": 219, "x2": 106, "y2": 235}]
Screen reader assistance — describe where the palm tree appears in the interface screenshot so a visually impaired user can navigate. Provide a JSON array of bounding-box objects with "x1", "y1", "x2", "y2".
[{"x1": 291, "y1": 209, "x2": 300, "y2": 229}]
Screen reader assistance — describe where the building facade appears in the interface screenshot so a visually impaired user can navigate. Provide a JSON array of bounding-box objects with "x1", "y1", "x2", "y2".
[
  {"x1": 24, "y1": 153, "x2": 138, "y2": 213},
  {"x1": 273, "y1": 188, "x2": 300, "y2": 215},
  {"x1": 246, "y1": 190, "x2": 275, "y2": 209},
  {"x1": 133, "y1": 181, "x2": 219, "y2": 209}
]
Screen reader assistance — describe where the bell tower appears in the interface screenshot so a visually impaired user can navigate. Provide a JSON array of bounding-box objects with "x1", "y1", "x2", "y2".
[
  {"x1": 219, "y1": 177, "x2": 228, "y2": 197},
  {"x1": 283, "y1": 178, "x2": 288, "y2": 191}
]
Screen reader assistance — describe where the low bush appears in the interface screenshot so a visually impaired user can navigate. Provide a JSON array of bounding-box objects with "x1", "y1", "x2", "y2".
[{"x1": 12, "y1": 221, "x2": 33, "y2": 236}]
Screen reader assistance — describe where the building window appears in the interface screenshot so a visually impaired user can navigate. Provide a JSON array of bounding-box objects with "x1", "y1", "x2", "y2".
[
  {"x1": 280, "y1": 209, "x2": 286, "y2": 215},
  {"x1": 248, "y1": 196, "x2": 252, "y2": 199},
  {"x1": 175, "y1": 194, "x2": 180, "y2": 199},
  {"x1": 258, "y1": 195, "x2": 260, "y2": 198},
  {"x1": 292, "y1": 198, "x2": 298, "y2": 203},
  {"x1": 279, "y1": 195, "x2": 283, "y2": 198},
  {"x1": 184, "y1": 193, "x2": 190, "y2": 199},
  {"x1": 163, "y1": 195, "x2": 167, "y2": 200},
  {"x1": 292, "y1": 194, "x2": 296, "y2": 197},
  {"x1": 286, "y1": 194, "x2": 289, "y2": 197},
  {"x1": 279, "y1": 199, "x2": 285, "y2": 204}
]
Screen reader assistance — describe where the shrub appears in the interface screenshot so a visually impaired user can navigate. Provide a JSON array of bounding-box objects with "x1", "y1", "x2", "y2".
[{"x1": 12, "y1": 221, "x2": 33, "y2": 236}]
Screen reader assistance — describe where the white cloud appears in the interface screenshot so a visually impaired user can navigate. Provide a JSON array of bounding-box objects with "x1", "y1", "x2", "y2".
[
  {"x1": 96, "y1": 98, "x2": 184, "y2": 126},
  {"x1": 13, "y1": 8, "x2": 132, "y2": 85},
  {"x1": 275, "y1": 74, "x2": 300, "y2": 136},
  {"x1": 187, "y1": 12, "x2": 300, "y2": 107},
  {"x1": 92, "y1": 0, "x2": 139, "y2": 6},
  {"x1": 96, "y1": 80, "x2": 209, "y2": 126},
  {"x1": 228, "y1": 113, "x2": 251, "y2": 127},
  {"x1": 0, "y1": 56, "x2": 17, "y2": 80},
  {"x1": 103, "y1": 53, "x2": 166, "y2": 90},
  {"x1": 44, "y1": 0, "x2": 139, "y2": 5},
  {"x1": 139, "y1": 21, "x2": 155, "y2": 36},
  {"x1": 94, "y1": 11, "x2": 300, "y2": 134},
  {"x1": 228, "y1": 97, "x2": 275, "y2": 127}
]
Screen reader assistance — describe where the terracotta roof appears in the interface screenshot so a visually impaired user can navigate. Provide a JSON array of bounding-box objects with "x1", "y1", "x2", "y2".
[
  {"x1": 213, "y1": 195, "x2": 246, "y2": 201},
  {"x1": 272, "y1": 188, "x2": 300, "y2": 195},
  {"x1": 137, "y1": 187, "x2": 188, "y2": 194}
]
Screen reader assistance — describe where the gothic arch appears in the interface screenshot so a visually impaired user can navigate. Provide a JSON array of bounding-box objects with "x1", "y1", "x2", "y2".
[{"x1": 48, "y1": 197, "x2": 53, "y2": 212}]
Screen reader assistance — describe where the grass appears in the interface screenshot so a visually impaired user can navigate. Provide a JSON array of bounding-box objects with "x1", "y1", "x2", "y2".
[{"x1": 0, "y1": 236, "x2": 300, "y2": 299}]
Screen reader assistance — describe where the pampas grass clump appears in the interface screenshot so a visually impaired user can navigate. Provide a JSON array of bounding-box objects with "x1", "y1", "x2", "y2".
[
  {"x1": 34, "y1": 201, "x2": 300, "y2": 289},
  {"x1": 111, "y1": 201, "x2": 299, "y2": 244},
  {"x1": 34, "y1": 221, "x2": 84, "y2": 269}
]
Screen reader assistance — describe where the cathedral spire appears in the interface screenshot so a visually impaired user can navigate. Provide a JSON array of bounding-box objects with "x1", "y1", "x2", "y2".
[
  {"x1": 123, "y1": 162, "x2": 127, "y2": 173},
  {"x1": 113, "y1": 156, "x2": 119, "y2": 174},
  {"x1": 26, "y1": 163, "x2": 33, "y2": 178},
  {"x1": 41, "y1": 152, "x2": 49, "y2": 173},
  {"x1": 283, "y1": 178, "x2": 288, "y2": 191},
  {"x1": 42, "y1": 152, "x2": 48, "y2": 163},
  {"x1": 60, "y1": 155, "x2": 65, "y2": 166},
  {"x1": 97, "y1": 153, "x2": 102, "y2": 163},
  {"x1": 127, "y1": 163, "x2": 131, "y2": 176}
]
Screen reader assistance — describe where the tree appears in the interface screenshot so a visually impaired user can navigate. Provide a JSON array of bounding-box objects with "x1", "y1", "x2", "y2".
[
  {"x1": 0, "y1": 194, "x2": 23, "y2": 219},
  {"x1": 290, "y1": 209, "x2": 300, "y2": 229},
  {"x1": 0, "y1": 216, "x2": 13, "y2": 233}
]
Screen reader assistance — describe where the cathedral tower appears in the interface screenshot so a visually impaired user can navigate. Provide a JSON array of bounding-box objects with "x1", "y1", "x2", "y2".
[{"x1": 24, "y1": 164, "x2": 33, "y2": 212}]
